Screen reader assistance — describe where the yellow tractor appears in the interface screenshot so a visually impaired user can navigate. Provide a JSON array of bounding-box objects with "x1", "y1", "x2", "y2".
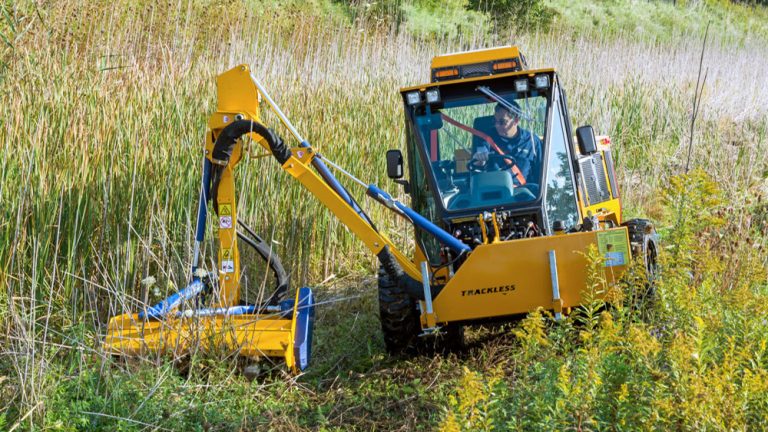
[{"x1": 104, "y1": 46, "x2": 658, "y2": 370}]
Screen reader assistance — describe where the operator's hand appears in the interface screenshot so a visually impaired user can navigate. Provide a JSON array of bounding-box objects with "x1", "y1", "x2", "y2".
[{"x1": 473, "y1": 147, "x2": 489, "y2": 166}]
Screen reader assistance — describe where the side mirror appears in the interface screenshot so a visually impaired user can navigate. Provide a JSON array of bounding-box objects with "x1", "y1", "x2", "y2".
[
  {"x1": 576, "y1": 125, "x2": 598, "y2": 155},
  {"x1": 386, "y1": 149, "x2": 404, "y2": 179}
]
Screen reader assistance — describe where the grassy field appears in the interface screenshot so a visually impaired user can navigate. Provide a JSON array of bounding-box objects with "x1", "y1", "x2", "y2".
[
  {"x1": 546, "y1": 0, "x2": 768, "y2": 42},
  {"x1": 2, "y1": 0, "x2": 768, "y2": 430}
]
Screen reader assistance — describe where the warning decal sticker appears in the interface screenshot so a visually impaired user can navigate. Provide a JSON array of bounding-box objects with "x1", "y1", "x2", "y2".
[
  {"x1": 221, "y1": 248, "x2": 234, "y2": 273},
  {"x1": 219, "y1": 204, "x2": 232, "y2": 216},
  {"x1": 218, "y1": 204, "x2": 233, "y2": 229},
  {"x1": 219, "y1": 216, "x2": 232, "y2": 229},
  {"x1": 597, "y1": 230, "x2": 629, "y2": 267}
]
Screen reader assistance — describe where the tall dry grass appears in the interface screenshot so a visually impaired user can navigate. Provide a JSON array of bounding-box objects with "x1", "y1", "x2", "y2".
[{"x1": 1, "y1": 0, "x2": 767, "y2": 428}]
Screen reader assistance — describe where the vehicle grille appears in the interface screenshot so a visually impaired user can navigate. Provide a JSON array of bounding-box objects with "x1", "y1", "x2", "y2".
[{"x1": 580, "y1": 154, "x2": 611, "y2": 206}]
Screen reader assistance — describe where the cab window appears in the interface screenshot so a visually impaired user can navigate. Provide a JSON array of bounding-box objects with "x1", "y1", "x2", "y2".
[
  {"x1": 544, "y1": 90, "x2": 579, "y2": 231},
  {"x1": 413, "y1": 92, "x2": 548, "y2": 213}
]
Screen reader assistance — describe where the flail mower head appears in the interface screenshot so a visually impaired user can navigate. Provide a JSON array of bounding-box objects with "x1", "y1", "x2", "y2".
[
  {"x1": 104, "y1": 286, "x2": 315, "y2": 372},
  {"x1": 104, "y1": 66, "x2": 315, "y2": 373}
]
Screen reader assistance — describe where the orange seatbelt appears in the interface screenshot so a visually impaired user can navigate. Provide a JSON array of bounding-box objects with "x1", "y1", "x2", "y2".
[{"x1": 439, "y1": 113, "x2": 526, "y2": 186}]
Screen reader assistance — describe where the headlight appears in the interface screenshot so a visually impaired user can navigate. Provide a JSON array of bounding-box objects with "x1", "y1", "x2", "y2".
[
  {"x1": 425, "y1": 88, "x2": 440, "y2": 104},
  {"x1": 514, "y1": 79, "x2": 529, "y2": 93},
  {"x1": 406, "y1": 91, "x2": 422, "y2": 106},
  {"x1": 534, "y1": 74, "x2": 550, "y2": 89}
]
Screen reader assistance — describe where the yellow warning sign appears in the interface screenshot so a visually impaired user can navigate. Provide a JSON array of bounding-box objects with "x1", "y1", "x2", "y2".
[
  {"x1": 221, "y1": 248, "x2": 233, "y2": 260},
  {"x1": 219, "y1": 204, "x2": 232, "y2": 216}
]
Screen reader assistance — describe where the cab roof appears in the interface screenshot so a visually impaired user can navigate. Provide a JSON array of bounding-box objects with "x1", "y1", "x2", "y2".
[
  {"x1": 399, "y1": 67, "x2": 557, "y2": 94},
  {"x1": 430, "y1": 45, "x2": 524, "y2": 70}
]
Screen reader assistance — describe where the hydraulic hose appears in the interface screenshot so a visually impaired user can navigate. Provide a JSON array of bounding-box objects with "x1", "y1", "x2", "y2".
[
  {"x1": 377, "y1": 245, "x2": 442, "y2": 301},
  {"x1": 139, "y1": 280, "x2": 206, "y2": 320},
  {"x1": 300, "y1": 144, "x2": 374, "y2": 226},
  {"x1": 212, "y1": 119, "x2": 291, "y2": 165},
  {"x1": 237, "y1": 219, "x2": 289, "y2": 305},
  {"x1": 210, "y1": 120, "x2": 373, "y2": 226},
  {"x1": 192, "y1": 158, "x2": 212, "y2": 277},
  {"x1": 211, "y1": 120, "x2": 451, "y2": 301},
  {"x1": 366, "y1": 184, "x2": 471, "y2": 255},
  {"x1": 210, "y1": 120, "x2": 290, "y2": 213}
]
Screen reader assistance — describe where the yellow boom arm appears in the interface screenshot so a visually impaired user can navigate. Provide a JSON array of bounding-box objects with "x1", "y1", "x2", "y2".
[{"x1": 205, "y1": 65, "x2": 422, "y2": 308}]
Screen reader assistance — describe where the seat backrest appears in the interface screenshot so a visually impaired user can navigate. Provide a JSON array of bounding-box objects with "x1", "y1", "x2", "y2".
[{"x1": 471, "y1": 115, "x2": 495, "y2": 150}]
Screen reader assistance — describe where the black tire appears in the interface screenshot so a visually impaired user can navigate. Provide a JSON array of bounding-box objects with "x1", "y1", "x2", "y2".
[
  {"x1": 431, "y1": 324, "x2": 467, "y2": 354},
  {"x1": 623, "y1": 219, "x2": 659, "y2": 292},
  {"x1": 377, "y1": 266, "x2": 421, "y2": 354}
]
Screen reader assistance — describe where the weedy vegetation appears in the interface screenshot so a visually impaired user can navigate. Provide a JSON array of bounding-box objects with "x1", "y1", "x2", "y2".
[{"x1": 1, "y1": 0, "x2": 768, "y2": 430}]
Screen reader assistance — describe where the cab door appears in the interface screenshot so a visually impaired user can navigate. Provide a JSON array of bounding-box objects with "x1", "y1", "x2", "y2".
[{"x1": 542, "y1": 82, "x2": 580, "y2": 233}]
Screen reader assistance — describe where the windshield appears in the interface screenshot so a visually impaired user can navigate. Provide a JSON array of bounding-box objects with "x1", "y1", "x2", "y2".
[{"x1": 413, "y1": 91, "x2": 548, "y2": 212}]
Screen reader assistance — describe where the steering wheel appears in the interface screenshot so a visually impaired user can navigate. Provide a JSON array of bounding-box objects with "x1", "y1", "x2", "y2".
[{"x1": 467, "y1": 153, "x2": 517, "y2": 173}]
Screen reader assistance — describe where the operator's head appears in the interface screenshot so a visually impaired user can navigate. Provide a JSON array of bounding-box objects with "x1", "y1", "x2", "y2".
[{"x1": 494, "y1": 101, "x2": 521, "y2": 138}]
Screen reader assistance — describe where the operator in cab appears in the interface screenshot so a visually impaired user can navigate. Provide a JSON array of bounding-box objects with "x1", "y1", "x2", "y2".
[{"x1": 471, "y1": 101, "x2": 542, "y2": 185}]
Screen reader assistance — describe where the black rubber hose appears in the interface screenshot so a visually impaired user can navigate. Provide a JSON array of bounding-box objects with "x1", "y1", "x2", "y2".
[
  {"x1": 376, "y1": 245, "x2": 442, "y2": 301},
  {"x1": 237, "y1": 219, "x2": 289, "y2": 297},
  {"x1": 210, "y1": 120, "x2": 423, "y2": 302},
  {"x1": 236, "y1": 227, "x2": 289, "y2": 305},
  {"x1": 213, "y1": 120, "x2": 291, "y2": 165},
  {"x1": 210, "y1": 120, "x2": 291, "y2": 214},
  {"x1": 310, "y1": 155, "x2": 377, "y2": 230},
  {"x1": 210, "y1": 120, "x2": 379, "y2": 235}
]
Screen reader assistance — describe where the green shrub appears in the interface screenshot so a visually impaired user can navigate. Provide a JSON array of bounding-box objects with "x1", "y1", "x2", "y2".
[
  {"x1": 439, "y1": 171, "x2": 768, "y2": 430},
  {"x1": 469, "y1": 0, "x2": 557, "y2": 32},
  {"x1": 402, "y1": 0, "x2": 489, "y2": 40}
]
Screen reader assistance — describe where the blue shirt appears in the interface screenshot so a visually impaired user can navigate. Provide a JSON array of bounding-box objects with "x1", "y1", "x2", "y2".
[{"x1": 474, "y1": 128, "x2": 542, "y2": 184}]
